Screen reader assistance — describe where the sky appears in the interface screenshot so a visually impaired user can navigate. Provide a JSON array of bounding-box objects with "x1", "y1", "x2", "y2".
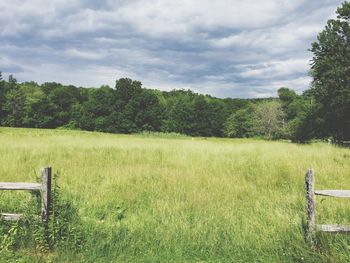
[{"x1": 0, "y1": 0, "x2": 345, "y2": 98}]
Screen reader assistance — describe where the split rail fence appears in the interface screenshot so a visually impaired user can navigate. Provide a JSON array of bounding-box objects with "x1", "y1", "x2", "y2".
[
  {"x1": 0, "y1": 167, "x2": 51, "y2": 222},
  {"x1": 305, "y1": 168, "x2": 350, "y2": 242}
]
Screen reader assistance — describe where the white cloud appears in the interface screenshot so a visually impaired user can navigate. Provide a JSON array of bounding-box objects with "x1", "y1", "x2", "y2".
[
  {"x1": 115, "y1": 0, "x2": 306, "y2": 36},
  {"x1": 239, "y1": 58, "x2": 310, "y2": 79},
  {"x1": 0, "y1": 0, "x2": 345, "y2": 97},
  {"x1": 64, "y1": 48, "x2": 107, "y2": 60}
]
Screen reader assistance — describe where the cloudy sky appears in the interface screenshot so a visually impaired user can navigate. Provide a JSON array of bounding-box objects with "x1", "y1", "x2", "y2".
[{"x1": 0, "y1": 0, "x2": 344, "y2": 98}]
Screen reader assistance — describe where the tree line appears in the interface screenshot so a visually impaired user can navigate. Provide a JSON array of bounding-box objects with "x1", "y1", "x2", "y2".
[
  {"x1": 0, "y1": 73, "x2": 347, "y2": 143},
  {"x1": 0, "y1": 2, "x2": 349, "y2": 143},
  {"x1": 0, "y1": 75, "x2": 239, "y2": 137}
]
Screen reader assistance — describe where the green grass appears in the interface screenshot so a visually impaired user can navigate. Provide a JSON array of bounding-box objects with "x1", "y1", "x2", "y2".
[{"x1": 0, "y1": 127, "x2": 350, "y2": 262}]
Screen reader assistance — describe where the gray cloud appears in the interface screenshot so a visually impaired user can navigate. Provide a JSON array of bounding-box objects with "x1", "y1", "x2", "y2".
[{"x1": 0, "y1": 0, "x2": 345, "y2": 98}]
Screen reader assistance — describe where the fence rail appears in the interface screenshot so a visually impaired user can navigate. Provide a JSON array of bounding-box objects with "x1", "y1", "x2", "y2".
[
  {"x1": 0, "y1": 182, "x2": 42, "y2": 191},
  {"x1": 0, "y1": 167, "x2": 51, "y2": 222},
  {"x1": 315, "y1": 190, "x2": 350, "y2": 198},
  {"x1": 305, "y1": 168, "x2": 350, "y2": 243}
]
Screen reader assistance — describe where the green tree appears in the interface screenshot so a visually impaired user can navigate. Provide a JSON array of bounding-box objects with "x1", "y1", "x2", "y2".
[
  {"x1": 277, "y1": 87, "x2": 299, "y2": 120},
  {"x1": 287, "y1": 90, "x2": 325, "y2": 143},
  {"x1": 224, "y1": 105, "x2": 255, "y2": 138},
  {"x1": 115, "y1": 78, "x2": 142, "y2": 111},
  {"x1": 252, "y1": 101, "x2": 286, "y2": 139},
  {"x1": 132, "y1": 90, "x2": 164, "y2": 132},
  {"x1": 118, "y1": 89, "x2": 164, "y2": 133},
  {"x1": 310, "y1": 1, "x2": 350, "y2": 141},
  {"x1": 191, "y1": 96, "x2": 208, "y2": 136},
  {"x1": 161, "y1": 92, "x2": 195, "y2": 135},
  {"x1": 2, "y1": 75, "x2": 26, "y2": 127},
  {"x1": 191, "y1": 96, "x2": 226, "y2": 137},
  {"x1": 0, "y1": 72, "x2": 5, "y2": 123},
  {"x1": 79, "y1": 86, "x2": 114, "y2": 131},
  {"x1": 40, "y1": 83, "x2": 83, "y2": 128},
  {"x1": 20, "y1": 82, "x2": 51, "y2": 128}
]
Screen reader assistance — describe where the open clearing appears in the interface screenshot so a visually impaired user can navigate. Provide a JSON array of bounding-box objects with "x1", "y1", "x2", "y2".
[{"x1": 0, "y1": 127, "x2": 349, "y2": 262}]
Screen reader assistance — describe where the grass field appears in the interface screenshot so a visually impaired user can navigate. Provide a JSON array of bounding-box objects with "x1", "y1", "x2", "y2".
[{"x1": 0, "y1": 127, "x2": 350, "y2": 262}]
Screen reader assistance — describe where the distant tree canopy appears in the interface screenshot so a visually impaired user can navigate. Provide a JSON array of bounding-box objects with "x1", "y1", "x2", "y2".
[
  {"x1": 0, "y1": 71, "x2": 347, "y2": 143},
  {"x1": 0, "y1": 70, "x2": 348, "y2": 143},
  {"x1": 224, "y1": 104, "x2": 255, "y2": 138},
  {"x1": 0, "y1": 75, "x2": 247, "y2": 138},
  {"x1": 224, "y1": 100, "x2": 286, "y2": 140}
]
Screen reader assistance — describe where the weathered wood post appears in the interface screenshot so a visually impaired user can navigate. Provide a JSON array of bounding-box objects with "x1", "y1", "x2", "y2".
[
  {"x1": 41, "y1": 167, "x2": 52, "y2": 223},
  {"x1": 305, "y1": 168, "x2": 316, "y2": 243}
]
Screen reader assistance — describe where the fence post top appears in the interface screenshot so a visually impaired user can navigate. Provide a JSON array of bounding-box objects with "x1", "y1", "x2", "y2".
[
  {"x1": 305, "y1": 168, "x2": 314, "y2": 179},
  {"x1": 307, "y1": 168, "x2": 314, "y2": 173},
  {"x1": 41, "y1": 167, "x2": 52, "y2": 178}
]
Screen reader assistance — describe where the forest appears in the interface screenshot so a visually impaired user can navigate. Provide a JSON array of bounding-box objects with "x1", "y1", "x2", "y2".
[{"x1": 0, "y1": 73, "x2": 348, "y2": 143}]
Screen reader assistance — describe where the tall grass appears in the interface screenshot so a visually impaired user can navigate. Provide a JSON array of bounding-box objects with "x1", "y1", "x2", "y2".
[{"x1": 0, "y1": 127, "x2": 349, "y2": 262}]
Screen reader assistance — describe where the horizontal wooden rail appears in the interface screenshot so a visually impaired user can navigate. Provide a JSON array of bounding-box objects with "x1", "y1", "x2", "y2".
[
  {"x1": 315, "y1": 190, "x2": 350, "y2": 198},
  {"x1": 0, "y1": 182, "x2": 41, "y2": 191},
  {"x1": 0, "y1": 213, "x2": 22, "y2": 221},
  {"x1": 317, "y1": 224, "x2": 350, "y2": 233}
]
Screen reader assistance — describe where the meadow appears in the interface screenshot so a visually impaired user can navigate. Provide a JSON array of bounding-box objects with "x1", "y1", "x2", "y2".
[{"x1": 0, "y1": 127, "x2": 349, "y2": 262}]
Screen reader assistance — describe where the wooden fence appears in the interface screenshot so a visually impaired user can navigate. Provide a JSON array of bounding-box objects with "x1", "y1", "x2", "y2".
[
  {"x1": 305, "y1": 168, "x2": 350, "y2": 242},
  {"x1": 0, "y1": 167, "x2": 51, "y2": 222}
]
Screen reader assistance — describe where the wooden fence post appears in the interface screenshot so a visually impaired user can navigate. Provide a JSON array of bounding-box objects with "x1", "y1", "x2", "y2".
[
  {"x1": 41, "y1": 167, "x2": 52, "y2": 223},
  {"x1": 305, "y1": 168, "x2": 316, "y2": 243}
]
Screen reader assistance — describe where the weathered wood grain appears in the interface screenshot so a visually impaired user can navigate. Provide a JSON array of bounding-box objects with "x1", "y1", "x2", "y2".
[
  {"x1": 317, "y1": 224, "x2": 350, "y2": 233},
  {"x1": 41, "y1": 167, "x2": 52, "y2": 222},
  {"x1": 305, "y1": 168, "x2": 316, "y2": 243},
  {"x1": 0, "y1": 182, "x2": 41, "y2": 191},
  {"x1": 315, "y1": 190, "x2": 350, "y2": 198},
  {"x1": 1, "y1": 213, "x2": 22, "y2": 221}
]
